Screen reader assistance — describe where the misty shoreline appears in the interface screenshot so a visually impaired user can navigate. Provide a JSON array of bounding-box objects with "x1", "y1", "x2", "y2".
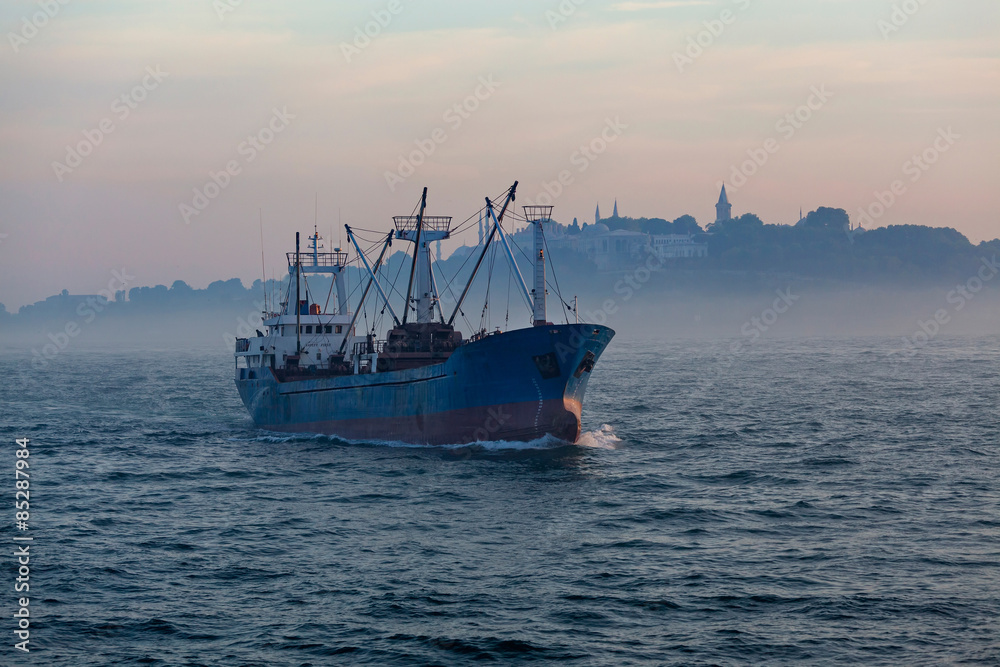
[{"x1": 3, "y1": 277, "x2": 997, "y2": 355}]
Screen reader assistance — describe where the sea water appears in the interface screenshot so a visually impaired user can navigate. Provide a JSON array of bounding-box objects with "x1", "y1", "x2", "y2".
[{"x1": 1, "y1": 335, "x2": 997, "y2": 665}]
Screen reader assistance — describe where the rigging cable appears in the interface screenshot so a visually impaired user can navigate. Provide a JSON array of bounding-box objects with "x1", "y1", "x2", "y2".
[
  {"x1": 542, "y1": 229, "x2": 570, "y2": 324},
  {"x1": 505, "y1": 260, "x2": 511, "y2": 331},
  {"x1": 434, "y1": 257, "x2": 476, "y2": 334},
  {"x1": 506, "y1": 227, "x2": 574, "y2": 319}
]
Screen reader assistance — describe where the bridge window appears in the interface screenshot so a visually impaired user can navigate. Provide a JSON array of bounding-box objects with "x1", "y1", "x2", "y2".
[
  {"x1": 325, "y1": 325, "x2": 333, "y2": 334},
  {"x1": 335, "y1": 325, "x2": 342, "y2": 334}
]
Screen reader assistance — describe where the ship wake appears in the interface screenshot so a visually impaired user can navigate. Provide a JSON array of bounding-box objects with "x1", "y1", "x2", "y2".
[{"x1": 242, "y1": 424, "x2": 622, "y2": 452}]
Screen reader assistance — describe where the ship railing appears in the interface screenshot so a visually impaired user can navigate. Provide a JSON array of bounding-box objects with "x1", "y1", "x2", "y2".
[
  {"x1": 523, "y1": 205, "x2": 554, "y2": 222},
  {"x1": 352, "y1": 339, "x2": 457, "y2": 356},
  {"x1": 353, "y1": 340, "x2": 381, "y2": 356},
  {"x1": 235, "y1": 338, "x2": 250, "y2": 353},
  {"x1": 468, "y1": 328, "x2": 503, "y2": 343},
  {"x1": 286, "y1": 251, "x2": 348, "y2": 268},
  {"x1": 393, "y1": 215, "x2": 452, "y2": 233}
]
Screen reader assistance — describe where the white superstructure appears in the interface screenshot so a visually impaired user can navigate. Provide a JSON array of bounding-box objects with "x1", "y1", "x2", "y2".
[{"x1": 235, "y1": 227, "x2": 360, "y2": 378}]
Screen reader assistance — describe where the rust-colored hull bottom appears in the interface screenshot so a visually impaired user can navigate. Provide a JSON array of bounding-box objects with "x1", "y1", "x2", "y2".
[{"x1": 264, "y1": 398, "x2": 584, "y2": 446}]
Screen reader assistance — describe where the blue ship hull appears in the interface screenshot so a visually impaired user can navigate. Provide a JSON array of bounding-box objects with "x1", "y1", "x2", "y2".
[{"x1": 236, "y1": 324, "x2": 614, "y2": 445}]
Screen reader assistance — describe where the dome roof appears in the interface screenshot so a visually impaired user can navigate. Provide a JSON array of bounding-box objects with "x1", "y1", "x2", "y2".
[{"x1": 583, "y1": 223, "x2": 610, "y2": 235}]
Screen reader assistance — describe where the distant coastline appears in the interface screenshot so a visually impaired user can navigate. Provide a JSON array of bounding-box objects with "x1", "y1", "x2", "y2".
[{"x1": 4, "y1": 203, "x2": 998, "y2": 326}]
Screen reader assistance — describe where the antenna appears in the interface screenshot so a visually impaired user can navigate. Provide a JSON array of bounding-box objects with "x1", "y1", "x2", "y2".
[{"x1": 259, "y1": 209, "x2": 267, "y2": 314}]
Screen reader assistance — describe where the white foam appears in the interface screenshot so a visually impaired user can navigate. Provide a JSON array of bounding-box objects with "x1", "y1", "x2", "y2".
[
  {"x1": 447, "y1": 433, "x2": 566, "y2": 451},
  {"x1": 236, "y1": 425, "x2": 621, "y2": 452},
  {"x1": 575, "y1": 424, "x2": 622, "y2": 450}
]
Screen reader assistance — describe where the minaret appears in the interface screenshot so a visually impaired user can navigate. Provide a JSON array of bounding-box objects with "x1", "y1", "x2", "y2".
[
  {"x1": 613, "y1": 200, "x2": 618, "y2": 218},
  {"x1": 595, "y1": 203, "x2": 601, "y2": 224},
  {"x1": 715, "y1": 185, "x2": 732, "y2": 223}
]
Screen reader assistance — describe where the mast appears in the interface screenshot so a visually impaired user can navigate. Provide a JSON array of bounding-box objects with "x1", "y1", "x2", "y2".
[
  {"x1": 295, "y1": 232, "x2": 301, "y2": 356},
  {"x1": 393, "y1": 189, "x2": 450, "y2": 325},
  {"x1": 447, "y1": 181, "x2": 517, "y2": 327},
  {"x1": 401, "y1": 187, "x2": 428, "y2": 325},
  {"x1": 524, "y1": 205, "x2": 552, "y2": 326},
  {"x1": 534, "y1": 216, "x2": 545, "y2": 325}
]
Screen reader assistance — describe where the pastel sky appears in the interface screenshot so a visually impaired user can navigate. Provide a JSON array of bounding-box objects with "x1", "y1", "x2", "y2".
[{"x1": 1, "y1": 0, "x2": 997, "y2": 308}]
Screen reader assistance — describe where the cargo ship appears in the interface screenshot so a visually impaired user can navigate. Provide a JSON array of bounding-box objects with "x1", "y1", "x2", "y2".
[{"x1": 234, "y1": 182, "x2": 614, "y2": 445}]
